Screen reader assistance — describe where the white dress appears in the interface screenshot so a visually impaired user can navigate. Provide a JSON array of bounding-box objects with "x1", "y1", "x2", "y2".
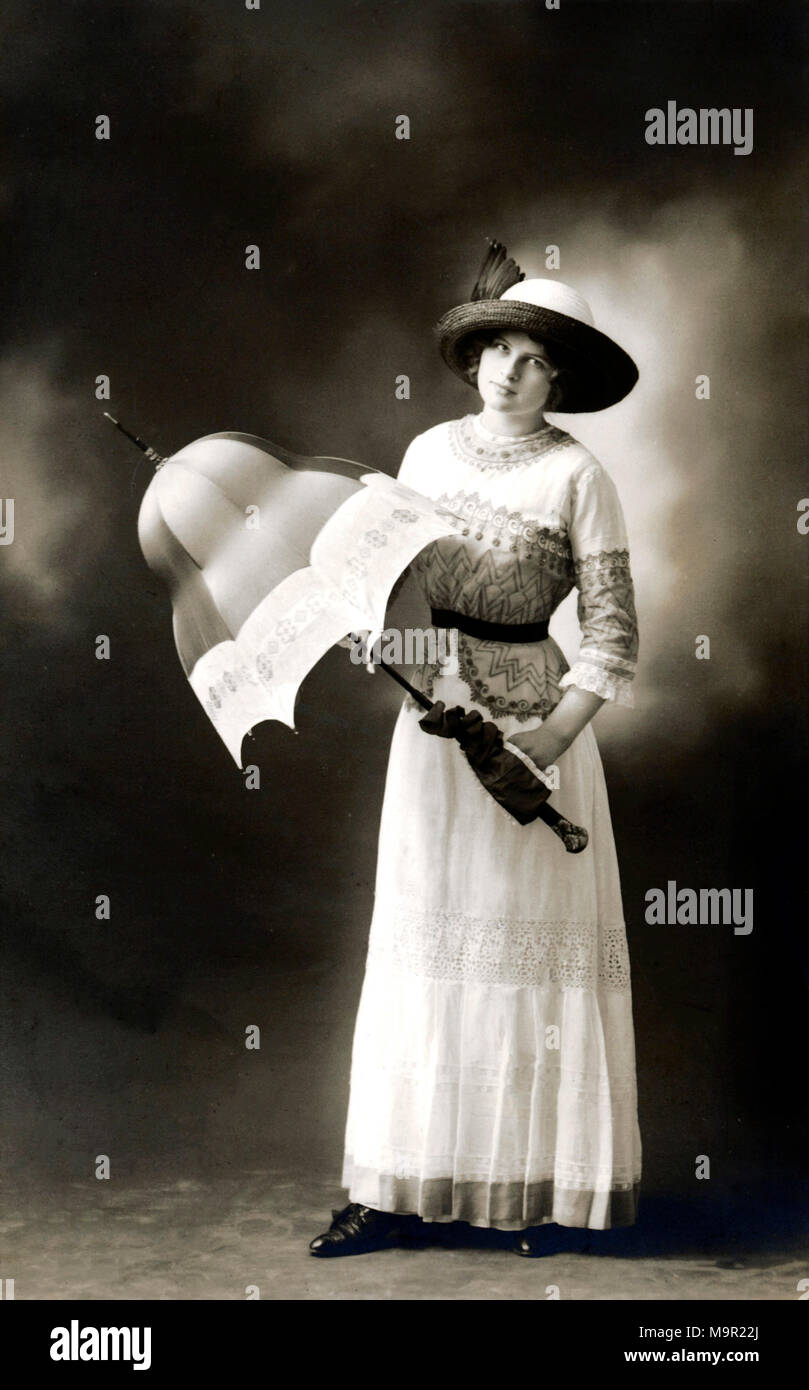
[{"x1": 341, "y1": 412, "x2": 642, "y2": 1230}]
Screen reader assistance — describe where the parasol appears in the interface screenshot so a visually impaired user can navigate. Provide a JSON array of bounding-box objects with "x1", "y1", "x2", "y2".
[{"x1": 109, "y1": 415, "x2": 588, "y2": 852}]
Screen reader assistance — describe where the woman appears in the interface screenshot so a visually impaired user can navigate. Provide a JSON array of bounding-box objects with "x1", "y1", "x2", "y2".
[{"x1": 310, "y1": 242, "x2": 642, "y2": 1258}]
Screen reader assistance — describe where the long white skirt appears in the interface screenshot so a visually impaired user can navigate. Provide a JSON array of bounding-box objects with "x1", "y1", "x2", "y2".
[{"x1": 341, "y1": 661, "x2": 642, "y2": 1231}]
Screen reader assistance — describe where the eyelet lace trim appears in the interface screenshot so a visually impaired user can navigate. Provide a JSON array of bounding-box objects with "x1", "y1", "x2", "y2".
[
  {"x1": 367, "y1": 907, "x2": 632, "y2": 991},
  {"x1": 560, "y1": 661, "x2": 635, "y2": 706}
]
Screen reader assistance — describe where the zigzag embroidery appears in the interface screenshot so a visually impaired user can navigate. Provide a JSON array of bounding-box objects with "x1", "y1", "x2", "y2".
[
  {"x1": 416, "y1": 544, "x2": 573, "y2": 623},
  {"x1": 457, "y1": 636, "x2": 571, "y2": 721},
  {"x1": 477, "y1": 642, "x2": 554, "y2": 695}
]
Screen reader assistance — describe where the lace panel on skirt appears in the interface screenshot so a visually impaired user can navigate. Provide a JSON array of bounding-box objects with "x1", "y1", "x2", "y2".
[{"x1": 368, "y1": 906, "x2": 632, "y2": 991}]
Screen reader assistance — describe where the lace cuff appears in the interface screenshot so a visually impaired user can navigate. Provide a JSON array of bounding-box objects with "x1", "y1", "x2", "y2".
[{"x1": 559, "y1": 659, "x2": 635, "y2": 707}]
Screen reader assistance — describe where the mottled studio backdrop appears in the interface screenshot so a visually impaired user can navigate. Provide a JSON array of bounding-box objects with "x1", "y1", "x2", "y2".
[{"x1": 1, "y1": 0, "x2": 806, "y2": 1229}]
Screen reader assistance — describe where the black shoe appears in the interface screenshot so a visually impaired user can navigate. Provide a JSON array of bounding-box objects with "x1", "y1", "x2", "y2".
[
  {"x1": 512, "y1": 1225, "x2": 549, "y2": 1257},
  {"x1": 309, "y1": 1202, "x2": 417, "y2": 1257}
]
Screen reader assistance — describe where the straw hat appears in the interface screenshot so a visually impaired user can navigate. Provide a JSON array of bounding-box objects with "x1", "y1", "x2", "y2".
[{"x1": 436, "y1": 241, "x2": 638, "y2": 412}]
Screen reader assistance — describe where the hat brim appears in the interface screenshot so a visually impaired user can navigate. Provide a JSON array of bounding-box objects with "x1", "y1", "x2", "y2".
[{"x1": 435, "y1": 300, "x2": 638, "y2": 412}]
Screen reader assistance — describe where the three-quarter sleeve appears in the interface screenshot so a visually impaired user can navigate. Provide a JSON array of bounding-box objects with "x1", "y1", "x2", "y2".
[{"x1": 559, "y1": 461, "x2": 639, "y2": 706}]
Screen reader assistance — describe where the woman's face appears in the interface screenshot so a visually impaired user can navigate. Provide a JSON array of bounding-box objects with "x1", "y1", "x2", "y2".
[{"x1": 476, "y1": 330, "x2": 557, "y2": 417}]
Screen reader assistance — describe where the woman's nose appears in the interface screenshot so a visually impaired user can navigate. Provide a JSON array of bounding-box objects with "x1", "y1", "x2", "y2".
[{"x1": 503, "y1": 358, "x2": 520, "y2": 380}]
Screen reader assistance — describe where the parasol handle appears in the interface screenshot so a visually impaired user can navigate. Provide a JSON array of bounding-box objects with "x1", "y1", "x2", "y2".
[
  {"x1": 375, "y1": 656, "x2": 433, "y2": 712},
  {"x1": 373, "y1": 656, "x2": 588, "y2": 852}
]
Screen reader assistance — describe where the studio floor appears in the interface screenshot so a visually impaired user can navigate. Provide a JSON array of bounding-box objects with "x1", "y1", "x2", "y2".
[{"x1": 1, "y1": 1169, "x2": 806, "y2": 1301}]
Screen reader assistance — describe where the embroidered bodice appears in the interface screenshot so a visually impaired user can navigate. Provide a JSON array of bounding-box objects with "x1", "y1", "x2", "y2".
[{"x1": 397, "y1": 414, "x2": 638, "y2": 716}]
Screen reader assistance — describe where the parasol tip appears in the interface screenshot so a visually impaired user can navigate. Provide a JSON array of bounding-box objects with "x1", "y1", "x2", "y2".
[{"x1": 102, "y1": 411, "x2": 167, "y2": 465}]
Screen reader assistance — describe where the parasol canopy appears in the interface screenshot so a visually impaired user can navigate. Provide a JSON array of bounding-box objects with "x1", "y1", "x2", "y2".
[
  {"x1": 120, "y1": 419, "x2": 588, "y2": 852},
  {"x1": 136, "y1": 430, "x2": 465, "y2": 764}
]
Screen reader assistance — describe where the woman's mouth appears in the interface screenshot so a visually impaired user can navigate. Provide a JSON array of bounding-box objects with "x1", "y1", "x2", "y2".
[{"x1": 492, "y1": 382, "x2": 516, "y2": 396}]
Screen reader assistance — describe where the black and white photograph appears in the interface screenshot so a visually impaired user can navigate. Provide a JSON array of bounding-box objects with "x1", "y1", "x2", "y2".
[{"x1": 1, "y1": 0, "x2": 807, "y2": 1355}]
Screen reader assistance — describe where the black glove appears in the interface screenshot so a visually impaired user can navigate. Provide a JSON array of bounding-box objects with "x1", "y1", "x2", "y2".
[{"x1": 418, "y1": 701, "x2": 552, "y2": 826}]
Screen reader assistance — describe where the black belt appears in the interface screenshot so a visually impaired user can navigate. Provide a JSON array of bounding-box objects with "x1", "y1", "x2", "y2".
[{"x1": 431, "y1": 608, "x2": 550, "y2": 643}]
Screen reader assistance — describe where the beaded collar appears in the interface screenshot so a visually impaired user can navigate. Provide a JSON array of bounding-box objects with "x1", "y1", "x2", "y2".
[{"x1": 449, "y1": 414, "x2": 573, "y2": 472}]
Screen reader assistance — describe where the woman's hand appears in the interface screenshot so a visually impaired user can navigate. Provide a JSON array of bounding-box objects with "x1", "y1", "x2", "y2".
[
  {"x1": 507, "y1": 723, "x2": 571, "y2": 770},
  {"x1": 507, "y1": 687, "x2": 608, "y2": 769}
]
